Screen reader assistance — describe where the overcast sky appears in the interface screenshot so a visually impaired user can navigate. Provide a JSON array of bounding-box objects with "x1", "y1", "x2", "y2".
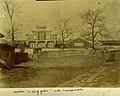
[{"x1": 0, "y1": 0, "x2": 120, "y2": 40}]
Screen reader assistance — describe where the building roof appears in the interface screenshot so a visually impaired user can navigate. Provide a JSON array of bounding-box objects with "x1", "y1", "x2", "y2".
[
  {"x1": 0, "y1": 33, "x2": 5, "y2": 38},
  {"x1": 0, "y1": 38, "x2": 9, "y2": 44},
  {"x1": 99, "y1": 40, "x2": 120, "y2": 45},
  {"x1": 65, "y1": 37, "x2": 91, "y2": 44},
  {"x1": 14, "y1": 40, "x2": 26, "y2": 45}
]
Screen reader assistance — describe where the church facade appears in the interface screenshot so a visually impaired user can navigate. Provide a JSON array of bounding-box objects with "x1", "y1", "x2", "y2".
[{"x1": 26, "y1": 24, "x2": 57, "y2": 48}]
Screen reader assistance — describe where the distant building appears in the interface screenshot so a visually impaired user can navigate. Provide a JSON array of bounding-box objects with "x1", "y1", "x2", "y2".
[
  {"x1": 65, "y1": 37, "x2": 91, "y2": 48},
  {"x1": 26, "y1": 24, "x2": 57, "y2": 48},
  {"x1": 99, "y1": 40, "x2": 120, "y2": 48}
]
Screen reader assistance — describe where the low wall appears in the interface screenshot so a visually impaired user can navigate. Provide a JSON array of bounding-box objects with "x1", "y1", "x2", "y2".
[
  {"x1": 42, "y1": 50, "x2": 89, "y2": 58},
  {"x1": 15, "y1": 48, "x2": 120, "y2": 62},
  {"x1": 14, "y1": 52, "x2": 29, "y2": 64},
  {"x1": 104, "y1": 50, "x2": 120, "y2": 62},
  {"x1": 89, "y1": 50, "x2": 104, "y2": 59},
  {"x1": 18, "y1": 48, "x2": 91, "y2": 58},
  {"x1": 92, "y1": 49, "x2": 120, "y2": 62}
]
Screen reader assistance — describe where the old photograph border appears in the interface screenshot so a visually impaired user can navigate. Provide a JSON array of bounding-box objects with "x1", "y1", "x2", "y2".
[{"x1": 0, "y1": 0, "x2": 120, "y2": 95}]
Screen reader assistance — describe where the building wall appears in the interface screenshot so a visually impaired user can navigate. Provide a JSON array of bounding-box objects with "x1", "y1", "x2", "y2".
[
  {"x1": 66, "y1": 38, "x2": 91, "y2": 48},
  {"x1": 24, "y1": 48, "x2": 90, "y2": 59},
  {"x1": 33, "y1": 33, "x2": 38, "y2": 40},
  {"x1": 47, "y1": 41, "x2": 54, "y2": 48},
  {"x1": 0, "y1": 44, "x2": 14, "y2": 67},
  {"x1": 37, "y1": 43, "x2": 46, "y2": 48},
  {"x1": 28, "y1": 40, "x2": 55, "y2": 48},
  {"x1": 38, "y1": 31, "x2": 46, "y2": 40},
  {"x1": 29, "y1": 41, "x2": 36, "y2": 48}
]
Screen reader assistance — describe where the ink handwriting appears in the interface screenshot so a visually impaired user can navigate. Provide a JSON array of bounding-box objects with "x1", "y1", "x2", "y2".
[{"x1": 13, "y1": 88, "x2": 83, "y2": 96}]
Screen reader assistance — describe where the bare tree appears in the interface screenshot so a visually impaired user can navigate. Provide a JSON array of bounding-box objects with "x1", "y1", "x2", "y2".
[
  {"x1": 80, "y1": 9, "x2": 107, "y2": 49},
  {"x1": 2, "y1": 0, "x2": 22, "y2": 42},
  {"x1": 54, "y1": 17, "x2": 75, "y2": 45}
]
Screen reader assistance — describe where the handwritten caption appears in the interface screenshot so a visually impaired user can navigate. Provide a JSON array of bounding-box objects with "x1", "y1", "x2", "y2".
[{"x1": 13, "y1": 88, "x2": 83, "y2": 96}]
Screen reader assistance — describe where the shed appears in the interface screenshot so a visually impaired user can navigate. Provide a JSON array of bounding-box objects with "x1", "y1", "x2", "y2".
[
  {"x1": 0, "y1": 38, "x2": 15, "y2": 68},
  {"x1": 65, "y1": 37, "x2": 91, "y2": 48}
]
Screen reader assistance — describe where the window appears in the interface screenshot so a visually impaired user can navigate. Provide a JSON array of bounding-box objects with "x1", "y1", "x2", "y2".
[
  {"x1": 33, "y1": 35, "x2": 37, "y2": 40},
  {"x1": 75, "y1": 43, "x2": 84, "y2": 46}
]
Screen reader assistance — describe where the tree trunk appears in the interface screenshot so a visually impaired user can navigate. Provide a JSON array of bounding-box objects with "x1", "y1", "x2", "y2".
[
  {"x1": 62, "y1": 38, "x2": 64, "y2": 45},
  {"x1": 92, "y1": 36, "x2": 95, "y2": 49},
  {"x1": 10, "y1": 16, "x2": 14, "y2": 42},
  {"x1": 11, "y1": 27, "x2": 14, "y2": 42},
  {"x1": 92, "y1": 25, "x2": 95, "y2": 49}
]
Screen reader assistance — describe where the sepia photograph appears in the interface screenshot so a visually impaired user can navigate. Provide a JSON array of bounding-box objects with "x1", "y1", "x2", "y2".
[{"x1": 0, "y1": 0, "x2": 120, "y2": 90}]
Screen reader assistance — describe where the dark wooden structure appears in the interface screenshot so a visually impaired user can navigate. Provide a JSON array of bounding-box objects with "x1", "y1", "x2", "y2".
[{"x1": 0, "y1": 44, "x2": 15, "y2": 68}]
